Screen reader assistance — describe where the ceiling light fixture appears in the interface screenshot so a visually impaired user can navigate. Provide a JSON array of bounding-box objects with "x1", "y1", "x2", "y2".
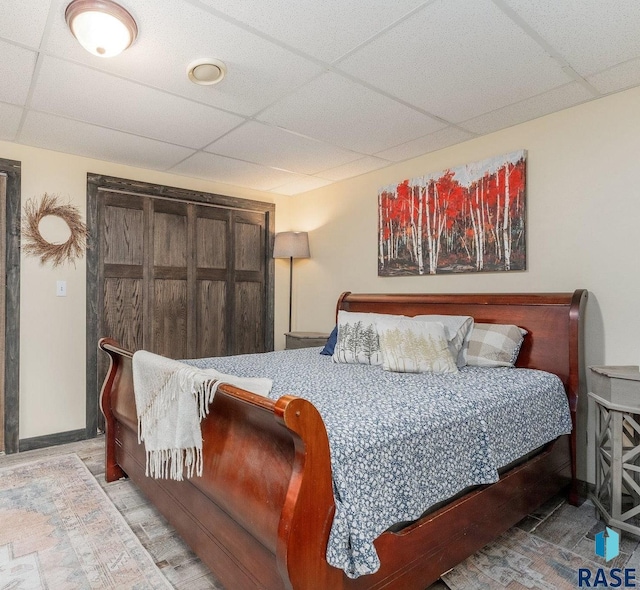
[
  {"x1": 65, "y1": 0, "x2": 138, "y2": 58},
  {"x1": 187, "y1": 58, "x2": 227, "y2": 86}
]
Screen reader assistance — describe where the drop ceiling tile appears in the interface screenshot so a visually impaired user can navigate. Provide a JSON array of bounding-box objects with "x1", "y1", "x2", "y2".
[
  {"x1": 375, "y1": 127, "x2": 476, "y2": 162},
  {"x1": 0, "y1": 0, "x2": 52, "y2": 49},
  {"x1": 42, "y1": 0, "x2": 323, "y2": 116},
  {"x1": 0, "y1": 103, "x2": 23, "y2": 141},
  {"x1": 0, "y1": 40, "x2": 38, "y2": 105},
  {"x1": 170, "y1": 151, "x2": 303, "y2": 192},
  {"x1": 201, "y1": 0, "x2": 431, "y2": 63},
  {"x1": 587, "y1": 57, "x2": 640, "y2": 95},
  {"x1": 460, "y1": 82, "x2": 594, "y2": 135},
  {"x1": 19, "y1": 111, "x2": 195, "y2": 170},
  {"x1": 503, "y1": 0, "x2": 640, "y2": 76},
  {"x1": 5, "y1": 0, "x2": 640, "y2": 193},
  {"x1": 316, "y1": 156, "x2": 392, "y2": 182},
  {"x1": 257, "y1": 72, "x2": 445, "y2": 154},
  {"x1": 30, "y1": 56, "x2": 244, "y2": 149},
  {"x1": 205, "y1": 121, "x2": 361, "y2": 175},
  {"x1": 270, "y1": 176, "x2": 333, "y2": 196},
  {"x1": 337, "y1": 0, "x2": 572, "y2": 123}
]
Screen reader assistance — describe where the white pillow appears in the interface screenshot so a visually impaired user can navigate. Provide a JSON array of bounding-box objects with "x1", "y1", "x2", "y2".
[
  {"x1": 377, "y1": 317, "x2": 458, "y2": 374},
  {"x1": 415, "y1": 314, "x2": 474, "y2": 367},
  {"x1": 332, "y1": 310, "x2": 403, "y2": 365}
]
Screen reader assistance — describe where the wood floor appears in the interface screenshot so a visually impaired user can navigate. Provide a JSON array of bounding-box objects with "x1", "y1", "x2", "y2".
[{"x1": 0, "y1": 437, "x2": 629, "y2": 590}]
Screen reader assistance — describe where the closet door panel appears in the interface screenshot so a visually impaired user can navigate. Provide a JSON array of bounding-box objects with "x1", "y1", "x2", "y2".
[
  {"x1": 196, "y1": 214, "x2": 228, "y2": 270},
  {"x1": 103, "y1": 205, "x2": 143, "y2": 265},
  {"x1": 197, "y1": 280, "x2": 226, "y2": 358},
  {"x1": 233, "y1": 281, "x2": 264, "y2": 355},
  {"x1": 153, "y1": 279, "x2": 188, "y2": 358},
  {"x1": 234, "y1": 212, "x2": 264, "y2": 273},
  {"x1": 103, "y1": 278, "x2": 143, "y2": 351},
  {"x1": 153, "y1": 208, "x2": 188, "y2": 267}
]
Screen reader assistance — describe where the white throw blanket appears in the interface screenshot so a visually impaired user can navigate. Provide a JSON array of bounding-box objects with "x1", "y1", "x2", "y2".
[{"x1": 132, "y1": 350, "x2": 272, "y2": 481}]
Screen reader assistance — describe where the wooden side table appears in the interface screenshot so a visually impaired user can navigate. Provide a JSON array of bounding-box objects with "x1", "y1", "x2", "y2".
[
  {"x1": 285, "y1": 332, "x2": 330, "y2": 350},
  {"x1": 589, "y1": 365, "x2": 640, "y2": 537}
]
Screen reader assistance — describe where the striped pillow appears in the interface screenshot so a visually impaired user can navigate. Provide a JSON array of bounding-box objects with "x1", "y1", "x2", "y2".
[{"x1": 465, "y1": 323, "x2": 527, "y2": 368}]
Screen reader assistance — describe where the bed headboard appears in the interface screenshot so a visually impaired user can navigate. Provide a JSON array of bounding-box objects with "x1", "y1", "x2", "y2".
[{"x1": 336, "y1": 290, "x2": 588, "y2": 410}]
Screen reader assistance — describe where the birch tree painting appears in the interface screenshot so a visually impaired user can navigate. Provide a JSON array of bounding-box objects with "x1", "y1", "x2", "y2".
[{"x1": 378, "y1": 150, "x2": 526, "y2": 276}]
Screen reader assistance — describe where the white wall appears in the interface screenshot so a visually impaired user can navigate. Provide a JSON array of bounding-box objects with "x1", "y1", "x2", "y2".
[
  {"x1": 0, "y1": 141, "x2": 292, "y2": 440},
  {"x1": 288, "y1": 86, "x2": 640, "y2": 482}
]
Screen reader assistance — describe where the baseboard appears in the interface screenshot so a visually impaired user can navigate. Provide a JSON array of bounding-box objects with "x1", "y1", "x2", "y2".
[{"x1": 19, "y1": 429, "x2": 88, "y2": 452}]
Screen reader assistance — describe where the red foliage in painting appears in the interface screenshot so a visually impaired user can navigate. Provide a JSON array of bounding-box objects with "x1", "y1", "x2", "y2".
[{"x1": 378, "y1": 152, "x2": 527, "y2": 275}]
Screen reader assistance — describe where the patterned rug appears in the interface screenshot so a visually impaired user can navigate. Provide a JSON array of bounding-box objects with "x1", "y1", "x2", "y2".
[
  {"x1": 0, "y1": 453, "x2": 171, "y2": 589},
  {"x1": 442, "y1": 526, "x2": 603, "y2": 590}
]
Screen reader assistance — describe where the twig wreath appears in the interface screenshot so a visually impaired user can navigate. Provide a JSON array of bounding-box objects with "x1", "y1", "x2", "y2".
[{"x1": 22, "y1": 193, "x2": 88, "y2": 267}]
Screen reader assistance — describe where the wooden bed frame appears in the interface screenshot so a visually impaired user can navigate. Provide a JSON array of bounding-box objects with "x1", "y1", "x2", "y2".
[{"x1": 99, "y1": 290, "x2": 587, "y2": 590}]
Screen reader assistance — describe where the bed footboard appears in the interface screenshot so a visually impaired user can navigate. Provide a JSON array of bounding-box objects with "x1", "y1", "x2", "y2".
[{"x1": 99, "y1": 338, "x2": 342, "y2": 590}]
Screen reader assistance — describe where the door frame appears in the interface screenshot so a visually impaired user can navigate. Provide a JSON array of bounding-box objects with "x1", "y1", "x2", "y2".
[
  {"x1": 1, "y1": 158, "x2": 21, "y2": 454},
  {"x1": 86, "y1": 173, "x2": 275, "y2": 437}
]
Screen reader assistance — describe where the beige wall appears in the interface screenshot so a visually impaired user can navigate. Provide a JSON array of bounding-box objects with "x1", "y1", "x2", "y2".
[
  {"x1": 4, "y1": 85, "x2": 639, "y2": 482},
  {"x1": 0, "y1": 141, "x2": 292, "y2": 440},
  {"x1": 288, "y1": 85, "x2": 640, "y2": 482}
]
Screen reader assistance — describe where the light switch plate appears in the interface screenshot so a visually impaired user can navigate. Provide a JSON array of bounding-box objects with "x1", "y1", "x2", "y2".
[{"x1": 56, "y1": 280, "x2": 66, "y2": 297}]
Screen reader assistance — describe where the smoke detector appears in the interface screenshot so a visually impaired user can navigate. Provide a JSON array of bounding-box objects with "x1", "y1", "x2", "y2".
[{"x1": 187, "y1": 58, "x2": 227, "y2": 86}]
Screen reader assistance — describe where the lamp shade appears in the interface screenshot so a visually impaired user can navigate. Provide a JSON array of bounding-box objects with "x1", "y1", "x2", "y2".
[
  {"x1": 66, "y1": 0, "x2": 138, "y2": 57},
  {"x1": 273, "y1": 232, "x2": 310, "y2": 259}
]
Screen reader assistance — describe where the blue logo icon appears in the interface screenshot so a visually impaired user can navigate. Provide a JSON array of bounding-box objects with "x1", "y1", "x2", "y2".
[{"x1": 595, "y1": 527, "x2": 620, "y2": 562}]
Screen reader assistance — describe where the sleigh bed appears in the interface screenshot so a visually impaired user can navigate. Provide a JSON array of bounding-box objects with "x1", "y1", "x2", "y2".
[{"x1": 99, "y1": 289, "x2": 587, "y2": 590}]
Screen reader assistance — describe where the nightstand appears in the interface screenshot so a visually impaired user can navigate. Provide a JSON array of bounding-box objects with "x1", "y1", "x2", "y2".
[
  {"x1": 285, "y1": 331, "x2": 330, "y2": 350},
  {"x1": 589, "y1": 365, "x2": 640, "y2": 537}
]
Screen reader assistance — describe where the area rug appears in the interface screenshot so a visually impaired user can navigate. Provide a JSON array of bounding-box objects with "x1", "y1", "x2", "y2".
[
  {"x1": 0, "y1": 453, "x2": 172, "y2": 589},
  {"x1": 442, "y1": 527, "x2": 603, "y2": 589}
]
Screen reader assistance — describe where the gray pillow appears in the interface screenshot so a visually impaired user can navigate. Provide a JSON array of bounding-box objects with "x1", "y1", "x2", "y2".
[{"x1": 465, "y1": 323, "x2": 527, "y2": 367}]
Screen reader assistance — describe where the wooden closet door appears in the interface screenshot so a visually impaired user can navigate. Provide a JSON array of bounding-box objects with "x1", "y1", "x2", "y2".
[
  {"x1": 195, "y1": 205, "x2": 229, "y2": 358},
  {"x1": 98, "y1": 192, "x2": 269, "y2": 363},
  {"x1": 232, "y1": 210, "x2": 267, "y2": 355},
  {"x1": 150, "y1": 199, "x2": 189, "y2": 358},
  {"x1": 194, "y1": 207, "x2": 267, "y2": 357},
  {"x1": 88, "y1": 174, "x2": 274, "y2": 437},
  {"x1": 100, "y1": 192, "x2": 145, "y2": 352},
  {"x1": 99, "y1": 191, "x2": 145, "y2": 388}
]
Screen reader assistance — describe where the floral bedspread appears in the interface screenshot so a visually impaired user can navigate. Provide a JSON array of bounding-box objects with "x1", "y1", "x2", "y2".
[{"x1": 186, "y1": 348, "x2": 572, "y2": 579}]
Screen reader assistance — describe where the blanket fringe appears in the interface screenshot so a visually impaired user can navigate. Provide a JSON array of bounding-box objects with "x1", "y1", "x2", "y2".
[{"x1": 146, "y1": 447, "x2": 204, "y2": 481}]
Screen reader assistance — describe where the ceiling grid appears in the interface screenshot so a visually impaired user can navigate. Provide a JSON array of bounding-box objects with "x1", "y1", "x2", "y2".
[{"x1": 1, "y1": 0, "x2": 639, "y2": 195}]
